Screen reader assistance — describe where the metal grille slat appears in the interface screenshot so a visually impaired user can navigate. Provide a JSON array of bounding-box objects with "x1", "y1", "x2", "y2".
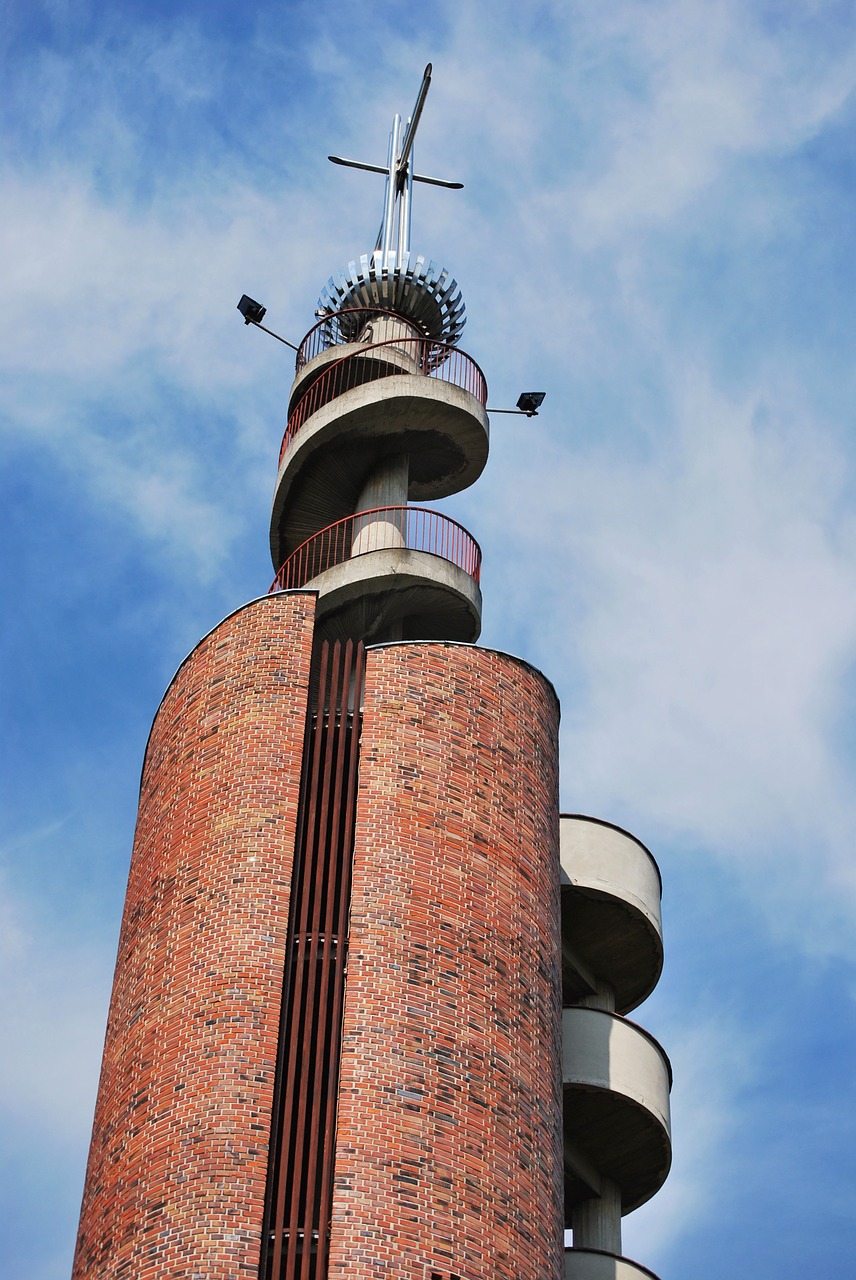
[{"x1": 261, "y1": 641, "x2": 365, "y2": 1280}]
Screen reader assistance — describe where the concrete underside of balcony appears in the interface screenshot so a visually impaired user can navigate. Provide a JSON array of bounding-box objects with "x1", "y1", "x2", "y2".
[{"x1": 302, "y1": 547, "x2": 482, "y2": 645}]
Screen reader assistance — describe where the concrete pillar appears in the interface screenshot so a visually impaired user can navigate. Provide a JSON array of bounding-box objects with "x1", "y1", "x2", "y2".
[
  {"x1": 572, "y1": 1177, "x2": 622, "y2": 1255},
  {"x1": 357, "y1": 311, "x2": 423, "y2": 351},
  {"x1": 351, "y1": 456, "x2": 409, "y2": 555}
]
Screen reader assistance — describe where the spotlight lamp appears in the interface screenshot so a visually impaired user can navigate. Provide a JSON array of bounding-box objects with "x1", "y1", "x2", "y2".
[
  {"x1": 237, "y1": 295, "x2": 267, "y2": 325},
  {"x1": 486, "y1": 391, "x2": 547, "y2": 417},
  {"x1": 516, "y1": 391, "x2": 546, "y2": 416},
  {"x1": 236, "y1": 295, "x2": 299, "y2": 352}
]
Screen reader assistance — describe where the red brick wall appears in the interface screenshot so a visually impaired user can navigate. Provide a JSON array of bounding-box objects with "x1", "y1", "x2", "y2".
[
  {"x1": 72, "y1": 592, "x2": 317, "y2": 1280},
  {"x1": 329, "y1": 643, "x2": 563, "y2": 1280}
]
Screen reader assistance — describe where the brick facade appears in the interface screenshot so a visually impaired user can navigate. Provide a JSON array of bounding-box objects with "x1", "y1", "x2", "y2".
[
  {"x1": 72, "y1": 592, "x2": 317, "y2": 1280},
  {"x1": 329, "y1": 642, "x2": 563, "y2": 1280}
]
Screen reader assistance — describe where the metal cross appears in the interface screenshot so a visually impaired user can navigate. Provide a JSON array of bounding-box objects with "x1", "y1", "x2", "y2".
[{"x1": 328, "y1": 63, "x2": 463, "y2": 268}]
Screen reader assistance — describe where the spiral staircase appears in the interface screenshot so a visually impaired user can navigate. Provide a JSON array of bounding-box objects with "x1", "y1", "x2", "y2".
[
  {"x1": 561, "y1": 815, "x2": 672, "y2": 1279},
  {"x1": 269, "y1": 305, "x2": 487, "y2": 646}
]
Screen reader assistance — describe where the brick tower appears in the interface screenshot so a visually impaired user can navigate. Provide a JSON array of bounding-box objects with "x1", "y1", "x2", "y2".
[{"x1": 73, "y1": 67, "x2": 672, "y2": 1280}]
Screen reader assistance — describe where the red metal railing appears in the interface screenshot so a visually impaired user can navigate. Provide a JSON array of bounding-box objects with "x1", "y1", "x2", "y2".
[
  {"x1": 270, "y1": 506, "x2": 482, "y2": 592},
  {"x1": 296, "y1": 307, "x2": 418, "y2": 370},
  {"x1": 279, "y1": 337, "x2": 488, "y2": 466}
]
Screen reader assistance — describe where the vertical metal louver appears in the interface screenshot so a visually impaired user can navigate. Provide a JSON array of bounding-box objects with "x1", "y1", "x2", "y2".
[{"x1": 261, "y1": 639, "x2": 365, "y2": 1280}]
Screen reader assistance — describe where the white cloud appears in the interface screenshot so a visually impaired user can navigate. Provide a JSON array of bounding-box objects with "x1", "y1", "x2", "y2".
[
  {"x1": 407, "y1": 0, "x2": 856, "y2": 962},
  {"x1": 621, "y1": 1012, "x2": 755, "y2": 1265},
  {"x1": 518, "y1": 368, "x2": 856, "y2": 956},
  {"x1": 0, "y1": 161, "x2": 350, "y2": 577},
  {"x1": 4, "y1": 7, "x2": 856, "y2": 1275},
  {"x1": 566, "y1": 0, "x2": 856, "y2": 242},
  {"x1": 415, "y1": 0, "x2": 856, "y2": 285},
  {"x1": 0, "y1": 168, "x2": 321, "y2": 385},
  {"x1": 0, "y1": 867, "x2": 111, "y2": 1144},
  {"x1": 472, "y1": 337, "x2": 856, "y2": 960}
]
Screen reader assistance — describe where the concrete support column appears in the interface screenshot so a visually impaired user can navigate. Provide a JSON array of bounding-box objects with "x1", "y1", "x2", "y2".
[
  {"x1": 572, "y1": 1177, "x2": 622, "y2": 1255},
  {"x1": 351, "y1": 456, "x2": 409, "y2": 555},
  {"x1": 357, "y1": 312, "x2": 423, "y2": 351}
]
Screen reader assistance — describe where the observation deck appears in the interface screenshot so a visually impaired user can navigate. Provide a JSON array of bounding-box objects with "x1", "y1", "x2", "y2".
[
  {"x1": 270, "y1": 309, "x2": 488, "y2": 572},
  {"x1": 562, "y1": 1007, "x2": 672, "y2": 1213},
  {"x1": 561, "y1": 816, "x2": 664, "y2": 1015},
  {"x1": 270, "y1": 505, "x2": 482, "y2": 644},
  {"x1": 269, "y1": 309, "x2": 486, "y2": 646}
]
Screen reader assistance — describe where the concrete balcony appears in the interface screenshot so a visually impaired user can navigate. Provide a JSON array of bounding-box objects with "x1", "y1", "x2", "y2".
[
  {"x1": 560, "y1": 816, "x2": 663, "y2": 1014},
  {"x1": 563, "y1": 1007, "x2": 671, "y2": 1213},
  {"x1": 270, "y1": 336, "x2": 488, "y2": 568},
  {"x1": 270, "y1": 506, "x2": 482, "y2": 645},
  {"x1": 565, "y1": 1248, "x2": 661, "y2": 1280}
]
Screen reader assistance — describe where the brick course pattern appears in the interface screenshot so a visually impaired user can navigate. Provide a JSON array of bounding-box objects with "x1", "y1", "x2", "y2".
[
  {"x1": 329, "y1": 643, "x2": 563, "y2": 1280},
  {"x1": 72, "y1": 592, "x2": 317, "y2": 1280}
]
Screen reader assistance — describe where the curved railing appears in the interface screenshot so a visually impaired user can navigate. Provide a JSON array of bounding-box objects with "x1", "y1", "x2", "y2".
[
  {"x1": 270, "y1": 506, "x2": 482, "y2": 593},
  {"x1": 279, "y1": 337, "x2": 488, "y2": 466},
  {"x1": 296, "y1": 307, "x2": 421, "y2": 370}
]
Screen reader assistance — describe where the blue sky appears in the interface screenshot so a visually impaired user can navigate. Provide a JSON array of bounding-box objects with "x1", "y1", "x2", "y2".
[{"x1": 3, "y1": 2, "x2": 856, "y2": 1277}]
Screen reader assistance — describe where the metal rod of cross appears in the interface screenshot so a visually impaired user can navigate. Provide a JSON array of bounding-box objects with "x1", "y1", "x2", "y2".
[{"x1": 327, "y1": 64, "x2": 463, "y2": 266}]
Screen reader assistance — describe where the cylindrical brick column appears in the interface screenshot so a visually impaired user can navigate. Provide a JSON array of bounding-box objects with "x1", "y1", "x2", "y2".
[
  {"x1": 72, "y1": 592, "x2": 317, "y2": 1280},
  {"x1": 329, "y1": 642, "x2": 563, "y2": 1280}
]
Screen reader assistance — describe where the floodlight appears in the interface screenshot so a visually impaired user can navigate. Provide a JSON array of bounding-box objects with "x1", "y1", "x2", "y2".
[
  {"x1": 238, "y1": 295, "x2": 267, "y2": 325},
  {"x1": 516, "y1": 391, "x2": 546, "y2": 416},
  {"x1": 236, "y1": 296, "x2": 300, "y2": 352}
]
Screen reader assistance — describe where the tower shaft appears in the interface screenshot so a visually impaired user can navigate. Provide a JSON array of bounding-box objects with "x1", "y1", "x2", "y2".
[{"x1": 72, "y1": 594, "x2": 563, "y2": 1280}]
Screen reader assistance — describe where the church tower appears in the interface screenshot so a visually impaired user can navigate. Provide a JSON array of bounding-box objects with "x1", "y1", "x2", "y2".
[{"x1": 72, "y1": 67, "x2": 672, "y2": 1280}]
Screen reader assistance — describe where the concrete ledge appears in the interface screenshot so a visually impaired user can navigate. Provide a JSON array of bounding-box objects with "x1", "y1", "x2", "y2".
[
  {"x1": 565, "y1": 1248, "x2": 661, "y2": 1280},
  {"x1": 563, "y1": 1008, "x2": 671, "y2": 1132}
]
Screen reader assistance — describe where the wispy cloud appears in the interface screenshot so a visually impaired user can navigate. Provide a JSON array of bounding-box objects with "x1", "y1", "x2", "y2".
[
  {"x1": 568, "y1": 0, "x2": 856, "y2": 241},
  {"x1": 480, "y1": 361, "x2": 856, "y2": 958},
  {"x1": 622, "y1": 1012, "x2": 755, "y2": 1265},
  {"x1": 0, "y1": 869, "x2": 111, "y2": 1142},
  {"x1": 416, "y1": 0, "x2": 856, "y2": 961},
  {"x1": 4, "y1": 3, "x2": 856, "y2": 1277}
]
